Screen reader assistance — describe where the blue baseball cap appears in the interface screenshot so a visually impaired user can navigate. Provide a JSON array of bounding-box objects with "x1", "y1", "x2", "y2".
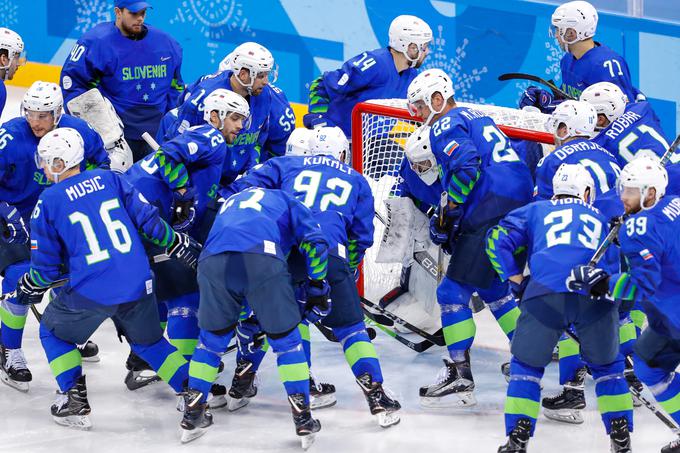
[{"x1": 115, "y1": 1, "x2": 152, "y2": 12}]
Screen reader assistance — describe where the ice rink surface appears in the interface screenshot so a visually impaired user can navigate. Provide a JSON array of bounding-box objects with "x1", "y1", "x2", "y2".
[{"x1": 0, "y1": 86, "x2": 673, "y2": 453}]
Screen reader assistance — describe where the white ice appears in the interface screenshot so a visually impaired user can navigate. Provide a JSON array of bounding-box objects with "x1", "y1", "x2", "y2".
[{"x1": 0, "y1": 86, "x2": 674, "y2": 453}]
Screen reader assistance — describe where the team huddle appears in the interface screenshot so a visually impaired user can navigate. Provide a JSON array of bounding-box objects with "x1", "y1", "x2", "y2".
[{"x1": 0, "y1": 0, "x2": 678, "y2": 451}]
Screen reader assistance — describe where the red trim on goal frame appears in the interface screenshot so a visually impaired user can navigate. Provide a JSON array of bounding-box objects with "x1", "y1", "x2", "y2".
[{"x1": 350, "y1": 101, "x2": 554, "y2": 298}]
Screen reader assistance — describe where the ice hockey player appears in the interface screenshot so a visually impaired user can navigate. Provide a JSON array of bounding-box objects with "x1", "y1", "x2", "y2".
[
  {"x1": 261, "y1": 84, "x2": 296, "y2": 160},
  {"x1": 520, "y1": 0, "x2": 642, "y2": 113},
  {"x1": 488, "y1": 163, "x2": 633, "y2": 453},
  {"x1": 122, "y1": 89, "x2": 249, "y2": 390},
  {"x1": 164, "y1": 42, "x2": 275, "y2": 185},
  {"x1": 16, "y1": 127, "x2": 200, "y2": 430},
  {"x1": 180, "y1": 187, "x2": 329, "y2": 448},
  {"x1": 60, "y1": 0, "x2": 184, "y2": 162},
  {"x1": 0, "y1": 82, "x2": 110, "y2": 391},
  {"x1": 579, "y1": 81, "x2": 673, "y2": 166},
  {"x1": 305, "y1": 14, "x2": 432, "y2": 138},
  {"x1": 222, "y1": 126, "x2": 401, "y2": 427},
  {"x1": 0, "y1": 27, "x2": 24, "y2": 116},
  {"x1": 405, "y1": 68, "x2": 531, "y2": 407},
  {"x1": 568, "y1": 155, "x2": 680, "y2": 452}
]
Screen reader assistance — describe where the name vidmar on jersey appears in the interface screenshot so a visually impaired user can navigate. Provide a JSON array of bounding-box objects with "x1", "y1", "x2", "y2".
[{"x1": 593, "y1": 101, "x2": 672, "y2": 166}]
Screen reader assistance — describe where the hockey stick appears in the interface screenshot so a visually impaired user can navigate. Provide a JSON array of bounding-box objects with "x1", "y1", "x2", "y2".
[
  {"x1": 364, "y1": 316, "x2": 438, "y2": 353},
  {"x1": 141, "y1": 131, "x2": 161, "y2": 151},
  {"x1": 361, "y1": 297, "x2": 445, "y2": 346},
  {"x1": 498, "y1": 72, "x2": 574, "y2": 100},
  {"x1": 437, "y1": 192, "x2": 447, "y2": 283},
  {"x1": 659, "y1": 134, "x2": 680, "y2": 166},
  {"x1": 1, "y1": 278, "x2": 69, "y2": 322}
]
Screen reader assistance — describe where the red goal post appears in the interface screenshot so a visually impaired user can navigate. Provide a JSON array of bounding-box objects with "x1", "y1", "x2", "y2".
[{"x1": 351, "y1": 99, "x2": 554, "y2": 301}]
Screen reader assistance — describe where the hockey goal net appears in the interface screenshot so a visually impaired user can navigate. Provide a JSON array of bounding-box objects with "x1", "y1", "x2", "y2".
[{"x1": 352, "y1": 99, "x2": 554, "y2": 304}]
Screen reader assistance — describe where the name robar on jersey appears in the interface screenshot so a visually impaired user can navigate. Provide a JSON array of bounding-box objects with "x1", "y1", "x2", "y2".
[
  {"x1": 29, "y1": 169, "x2": 175, "y2": 306},
  {"x1": 429, "y1": 106, "x2": 533, "y2": 232}
]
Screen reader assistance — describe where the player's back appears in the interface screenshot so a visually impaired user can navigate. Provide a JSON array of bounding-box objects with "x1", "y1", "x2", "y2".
[
  {"x1": 535, "y1": 138, "x2": 621, "y2": 200},
  {"x1": 517, "y1": 198, "x2": 614, "y2": 300},
  {"x1": 203, "y1": 187, "x2": 320, "y2": 261},
  {"x1": 34, "y1": 169, "x2": 153, "y2": 305},
  {"x1": 593, "y1": 101, "x2": 670, "y2": 166},
  {"x1": 431, "y1": 106, "x2": 533, "y2": 230},
  {"x1": 261, "y1": 84, "x2": 295, "y2": 161}
]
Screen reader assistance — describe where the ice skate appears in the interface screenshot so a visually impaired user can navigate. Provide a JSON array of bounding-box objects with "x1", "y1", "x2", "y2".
[
  {"x1": 180, "y1": 389, "x2": 213, "y2": 443},
  {"x1": 51, "y1": 375, "x2": 92, "y2": 430},
  {"x1": 541, "y1": 366, "x2": 587, "y2": 424},
  {"x1": 419, "y1": 357, "x2": 476, "y2": 408},
  {"x1": 356, "y1": 372, "x2": 401, "y2": 427},
  {"x1": 498, "y1": 418, "x2": 532, "y2": 453},
  {"x1": 310, "y1": 371, "x2": 336, "y2": 410},
  {"x1": 289, "y1": 392, "x2": 321, "y2": 450},
  {"x1": 0, "y1": 346, "x2": 31, "y2": 392},
  {"x1": 227, "y1": 359, "x2": 257, "y2": 411}
]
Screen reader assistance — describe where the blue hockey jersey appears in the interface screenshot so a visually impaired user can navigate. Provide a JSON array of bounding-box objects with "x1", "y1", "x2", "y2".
[
  {"x1": 608, "y1": 196, "x2": 680, "y2": 338},
  {"x1": 394, "y1": 157, "x2": 442, "y2": 214},
  {"x1": 487, "y1": 197, "x2": 617, "y2": 300},
  {"x1": 223, "y1": 154, "x2": 373, "y2": 268},
  {"x1": 429, "y1": 107, "x2": 534, "y2": 232},
  {"x1": 534, "y1": 138, "x2": 621, "y2": 201},
  {"x1": 593, "y1": 101, "x2": 671, "y2": 166},
  {"x1": 202, "y1": 187, "x2": 328, "y2": 281},
  {"x1": 0, "y1": 115, "x2": 110, "y2": 222},
  {"x1": 667, "y1": 163, "x2": 680, "y2": 197},
  {"x1": 167, "y1": 70, "x2": 270, "y2": 185},
  {"x1": 125, "y1": 123, "x2": 225, "y2": 235},
  {"x1": 60, "y1": 22, "x2": 184, "y2": 140},
  {"x1": 308, "y1": 47, "x2": 417, "y2": 138},
  {"x1": 260, "y1": 85, "x2": 295, "y2": 161},
  {"x1": 560, "y1": 42, "x2": 641, "y2": 102},
  {"x1": 29, "y1": 169, "x2": 176, "y2": 305},
  {"x1": 0, "y1": 80, "x2": 6, "y2": 117}
]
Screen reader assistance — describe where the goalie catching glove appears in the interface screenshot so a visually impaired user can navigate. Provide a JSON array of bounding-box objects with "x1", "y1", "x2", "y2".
[
  {"x1": 566, "y1": 265, "x2": 609, "y2": 299},
  {"x1": 16, "y1": 273, "x2": 49, "y2": 305},
  {"x1": 171, "y1": 186, "x2": 197, "y2": 232},
  {"x1": 298, "y1": 279, "x2": 332, "y2": 324},
  {"x1": 166, "y1": 232, "x2": 202, "y2": 271}
]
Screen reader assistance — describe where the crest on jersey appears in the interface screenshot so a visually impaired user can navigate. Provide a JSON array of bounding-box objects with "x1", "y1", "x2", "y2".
[{"x1": 444, "y1": 140, "x2": 459, "y2": 156}]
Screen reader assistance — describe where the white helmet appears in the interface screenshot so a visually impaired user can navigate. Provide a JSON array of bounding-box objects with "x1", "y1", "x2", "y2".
[
  {"x1": 286, "y1": 128, "x2": 314, "y2": 156},
  {"x1": 404, "y1": 126, "x2": 438, "y2": 186},
  {"x1": 546, "y1": 100, "x2": 596, "y2": 142},
  {"x1": 202, "y1": 88, "x2": 250, "y2": 129},
  {"x1": 229, "y1": 42, "x2": 277, "y2": 92},
  {"x1": 388, "y1": 15, "x2": 433, "y2": 68},
  {"x1": 309, "y1": 126, "x2": 349, "y2": 162},
  {"x1": 617, "y1": 155, "x2": 668, "y2": 211},
  {"x1": 579, "y1": 82, "x2": 628, "y2": 127},
  {"x1": 218, "y1": 51, "x2": 233, "y2": 72},
  {"x1": 0, "y1": 28, "x2": 24, "y2": 79},
  {"x1": 551, "y1": 1, "x2": 598, "y2": 47},
  {"x1": 552, "y1": 163, "x2": 595, "y2": 203},
  {"x1": 407, "y1": 69, "x2": 454, "y2": 124},
  {"x1": 36, "y1": 127, "x2": 84, "y2": 181},
  {"x1": 22, "y1": 81, "x2": 64, "y2": 125}
]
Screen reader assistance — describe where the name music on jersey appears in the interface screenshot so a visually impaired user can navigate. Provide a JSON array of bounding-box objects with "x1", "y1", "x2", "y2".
[
  {"x1": 65, "y1": 176, "x2": 105, "y2": 202},
  {"x1": 662, "y1": 198, "x2": 680, "y2": 221},
  {"x1": 604, "y1": 110, "x2": 643, "y2": 140}
]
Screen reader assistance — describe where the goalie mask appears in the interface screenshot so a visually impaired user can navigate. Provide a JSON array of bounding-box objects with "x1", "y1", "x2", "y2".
[
  {"x1": 36, "y1": 127, "x2": 84, "y2": 183},
  {"x1": 388, "y1": 15, "x2": 433, "y2": 69},
  {"x1": 22, "y1": 81, "x2": 64, "y2": 127},
  {"x1": 552, "y1": 163, "x2": 595, "y2": 204},
  {"x1": 0, "y1": 27, "x2": 25, "y2": 80},
  {"x1": 309, "y1": 126, "x2": 349, "y2": 162},
  {"x1": 230, "y1": 42, "x2": 278, "y2": 94},
  {"x1": 550, "y1": 1, "x2": 598, "y2": 51},
  {"x1": 617, "y1": 155, "x2": 668, "y2": 211},
  {"x1": 286, "y1": 128, "x2": 314, "y2": 156},
  {"x1": 407, "y1": 69, "x2": 454, "y2": 126},
  {"x1": 202, "y1": 88, "x2": 250, "y2": 130},
  {"x1": 405, "y1": 126, "x2": 438, "y2": 186},
  {"x1": 579, "y1": 82, "x2": 628, "y2": 128},
  {"x1": 546, "y1": 100, "x2": 596, "y2": 143}
]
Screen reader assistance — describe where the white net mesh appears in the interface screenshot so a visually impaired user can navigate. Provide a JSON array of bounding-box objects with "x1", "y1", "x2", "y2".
[{"x1": 357, "y1": 99, "x2": 551, "y2": 303}]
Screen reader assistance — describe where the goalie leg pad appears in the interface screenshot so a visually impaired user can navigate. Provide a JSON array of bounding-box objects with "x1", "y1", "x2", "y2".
[{"x1": 66, "y1": 88, "x2": 125, "y2": 147}]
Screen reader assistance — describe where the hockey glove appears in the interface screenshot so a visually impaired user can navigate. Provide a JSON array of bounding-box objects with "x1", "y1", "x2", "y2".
[
  {"x1": 429, "y1": 207, "x2": 461, "y2": 248},
  {"x1": 519, "y1": 86, "x2": 558, "y2": 114},
  {"x1": 16, "y1": 273, "x2": 49, "y2": 305},
  {"x1": 302, "y1": 113, "x2": 334, "y2": 130},
  {"x1": 166, "y1": 232, "x2": 202, "y2": 271},
  {"x1": 171, "y1": 186, "x2": 198, "y2": 233},
  {"x1": 566, "y1": 265, "x2": 610, "y2": 298},
  {"x1": 299, "y1": 279, "x2": 332, "y2": 324},
  {"x1": 509, "y1": 278, "x2": 529, "y2": 301},
  {"x1": 0, "y1": 202, "x2": 28, "y2": 245},
  {"x1": 236, "y1": 317, "x2": 266, "y2": 356}
]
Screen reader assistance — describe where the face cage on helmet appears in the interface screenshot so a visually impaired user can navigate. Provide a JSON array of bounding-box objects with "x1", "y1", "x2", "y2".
[{"x1": 21, "y1": 104, "x2": 63, "y2": 126}]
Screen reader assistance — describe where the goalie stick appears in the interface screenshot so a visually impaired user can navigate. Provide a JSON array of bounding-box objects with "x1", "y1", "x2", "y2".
[
  {"x1": 364, "y1": 316, "x2": 438, "y2": 353},
  {"x1": 498, "y1": 72, "x2": 574, "y2": 100}
]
